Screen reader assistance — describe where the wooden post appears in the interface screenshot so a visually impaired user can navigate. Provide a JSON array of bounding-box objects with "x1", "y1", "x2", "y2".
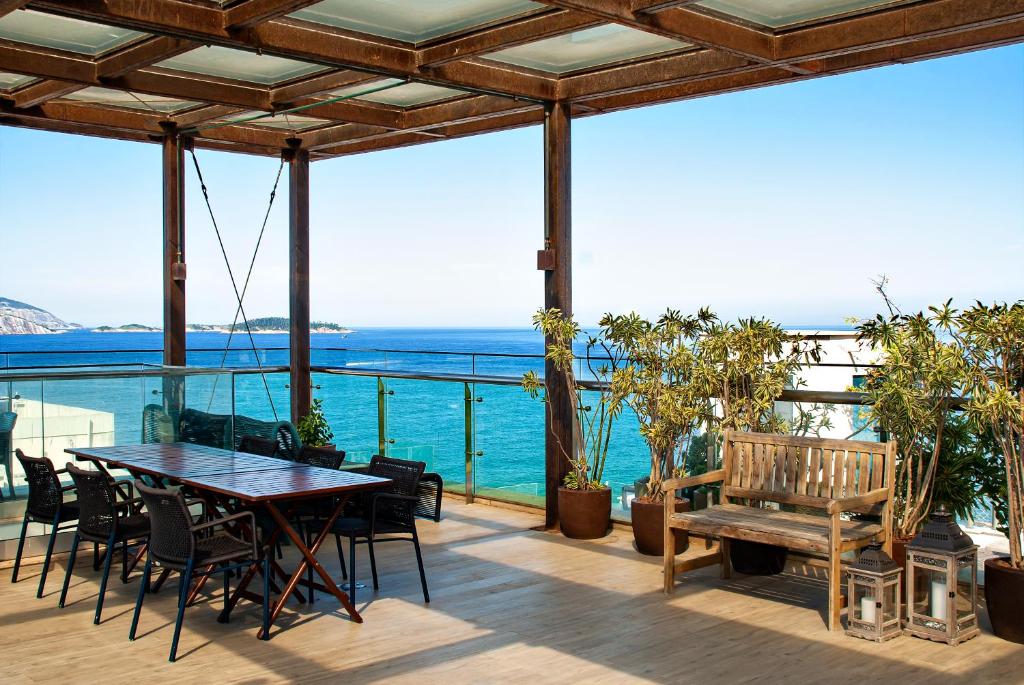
[
  {"x1": 542, "y1": 102, "x2": 572, "y2": 529},
  {"x1": 286, "y1": 140, "x2": 311, "y2": 425},
  {"x1": 160, "y1": 123, "x2": 186, "y2": 417},
  {"x1": 161, "y1": 122, "x2": 186, "y2": 367}
]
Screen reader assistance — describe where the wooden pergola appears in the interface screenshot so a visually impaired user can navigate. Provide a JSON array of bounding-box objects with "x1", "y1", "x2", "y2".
[{"x1": 1, "y1": 0, "x2": 1021, "y2": 526}]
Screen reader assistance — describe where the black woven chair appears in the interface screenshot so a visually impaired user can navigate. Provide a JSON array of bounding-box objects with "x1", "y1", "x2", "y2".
[
  {"x1": 309, "y1": 455, "x2": 429, "y2": 603},
  {"x1": 59, "y1": 463, "x2": 150, "y2": 624},
  {"x1": 416, "y1": 473, "x2": 444, "y2": 523},
  {"x1": 294, "y1": 445, "x2": 345, "y2": 470},
  {"x1": 237, "y1": 435, "x2": 281, "y2": 458},
  {"x1": 1, "y1": 411, "x2": 16, "y2": 500},
  {"x1": 130, "y1": 481, "x2": 267, "y2": 662},
  {"x1": 11, "y1": 450, "x2": 79, "y2": 598}
]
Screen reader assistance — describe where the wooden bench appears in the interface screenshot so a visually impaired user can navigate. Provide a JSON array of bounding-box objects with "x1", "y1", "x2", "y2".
[{"x1": 662, "y1": 430, "x2": 896, "y2": 631}]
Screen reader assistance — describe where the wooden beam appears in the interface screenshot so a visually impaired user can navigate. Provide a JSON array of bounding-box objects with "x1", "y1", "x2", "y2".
[
  {"x1": 31, "y1": 0, "x2": 555, "y2": 100},
  {"x1": 224, "y1": 0, "x2": 321, "y2": 29},
  {"x1": 0, "y1": 1, "x2": 29, "y2": 18},
  {"x1": 419, "y1": 9, "x2": 602, "y2": 66},
  {"x1": 9, "y1": 79, "x2": 84, "y2": 108},
  {"x1": 559, "y1": 48, "x2": 751, "y2": 100},
  {"x1": 161, "y1": 123, "x2": 186, "y2": 369},
  {"x1": 286, "y1": 140, "x2": 311, "y2": 424},
  {"x1": 537, "y1": 0, "x2": 774, "y2": 61},
  {"x1": 97, "y1": 36, "x2": 198, "y2": 78},
  {"x1": 543, "y1": 101, "x2": 572, "y2": 530}
]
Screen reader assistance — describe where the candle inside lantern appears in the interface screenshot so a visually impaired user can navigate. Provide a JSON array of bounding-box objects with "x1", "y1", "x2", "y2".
[
  {"x1": 930, "y1": 578, "x2": 948, "y2": 620},
  {"x1": 860, "y1": 595, "x2": 876, "y2": 623}
]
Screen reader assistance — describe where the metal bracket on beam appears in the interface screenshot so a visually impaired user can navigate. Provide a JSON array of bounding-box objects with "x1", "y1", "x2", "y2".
[{"x1": 537, "y1": 248, "x2": 556, "y2": 271}]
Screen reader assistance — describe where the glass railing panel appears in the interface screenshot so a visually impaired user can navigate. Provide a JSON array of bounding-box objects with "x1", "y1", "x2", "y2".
[
  {"x1": 472, "y1": 354, "x2": 543, "y2": 378},
  {"x1": 311, "y1": 348, "x2": 388, "y2": 372},
  {"x1": 383, "y1": 378, "x2": 465, "y2": 494},
  {"x1": 313, "y1": 372, "x2": 378, "y2": 464},
  {"x1": 4, "y1": 349, "x2": 162, "y2": 369},
  {"x1": 472, "y1": 382, "x2": 544, "y2": 506},
  {"x1": 231, "y1": 370, "x2": 289, "y2": 426}
]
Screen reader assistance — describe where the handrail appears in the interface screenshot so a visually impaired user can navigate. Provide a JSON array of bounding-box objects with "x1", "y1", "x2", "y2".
[{"x1": 0, "y1": 365, "x2": 289, "y2": 382}]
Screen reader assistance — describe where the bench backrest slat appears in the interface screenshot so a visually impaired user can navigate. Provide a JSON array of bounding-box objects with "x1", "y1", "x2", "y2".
[{"x1": 721, "y1": 430, "x2": 894, "y2": 512}]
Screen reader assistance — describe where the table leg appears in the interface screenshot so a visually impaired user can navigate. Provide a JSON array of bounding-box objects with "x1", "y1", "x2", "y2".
[{"x1": 260, "y1": 497, "x2": 361, "y2": 638}]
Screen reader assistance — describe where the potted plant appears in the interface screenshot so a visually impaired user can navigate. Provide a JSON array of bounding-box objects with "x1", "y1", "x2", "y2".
[
  {"x1": 951, "y1": 301, "x2": 1024, "y2": 643},
  {"x1": 856, "y1": 299, "x2": 967, "y2": 568},
  {"x1": 296, "y1": 398, "x2": 334, "y2": 448},
  {"x1": 522, "y1": 308, "x2": 619, "y2": 539}
]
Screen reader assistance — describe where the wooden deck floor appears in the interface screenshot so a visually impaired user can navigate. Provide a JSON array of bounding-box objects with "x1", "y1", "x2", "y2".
[{"x1": 2, "y1": 500, "x2": 1021, "y2": 684}]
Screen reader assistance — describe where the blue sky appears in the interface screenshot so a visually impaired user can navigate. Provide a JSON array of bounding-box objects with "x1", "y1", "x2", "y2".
[{"x1": 1, "y1": 44, "x2": 1021, "y2": 328}]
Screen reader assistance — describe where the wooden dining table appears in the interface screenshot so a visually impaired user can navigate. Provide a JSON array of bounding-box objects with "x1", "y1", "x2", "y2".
[{"x1": 65, "y1": 443, "x2": 391, "y2": 635}]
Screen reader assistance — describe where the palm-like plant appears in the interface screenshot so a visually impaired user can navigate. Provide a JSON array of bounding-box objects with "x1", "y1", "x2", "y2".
[{"x1": 522, "y1": 308, "x2": 621, "y2": 491}]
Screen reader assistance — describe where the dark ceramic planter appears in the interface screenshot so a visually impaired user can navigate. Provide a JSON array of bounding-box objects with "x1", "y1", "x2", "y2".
[
  {"x1": 631, "y1": 499, "x2": 690, "y2": 556},
  {"x1": 730, "y1": 540, "x2": 787, "y2": 575},
  {"x1": 558, "y1": 487, "x2": 611, "y2": 540},
  {"x1": 984, "y1": 556, "x2": 1024, "y2": 644}
]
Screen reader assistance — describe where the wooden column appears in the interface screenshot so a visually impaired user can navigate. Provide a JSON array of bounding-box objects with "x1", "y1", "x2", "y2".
[
  {"x1": 161, "y1": 122, "x2": 186, "y2": 367},
  {"x1": 286, "y1": 140, "x2": 311, "y2": 424},
  {"x1": 161, "y1": 123, "x2": 186, "y2": 417},
  {"x1": 543, "y1": 102, "x2": 572, "y2": 529}
]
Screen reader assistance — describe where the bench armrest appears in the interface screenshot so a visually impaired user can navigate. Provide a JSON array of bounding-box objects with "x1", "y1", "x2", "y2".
[
  {"x1": 662, "y1": 470, "x2": 726, "y2": 493},
  {"x1": 826, "y1": 487, "x2": 891, "y2": 515}
]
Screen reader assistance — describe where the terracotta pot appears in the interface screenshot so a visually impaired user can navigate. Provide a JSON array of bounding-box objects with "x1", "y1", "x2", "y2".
[
  {"x1": 631, "y1": 499, "x2": 690, "y2": 556},
  {"x1": 558, "y1": 487, "x2": 611, "y2": 540},
  {"x1": 984, "y1": 556, "x2": 1024, "y2": 644}
]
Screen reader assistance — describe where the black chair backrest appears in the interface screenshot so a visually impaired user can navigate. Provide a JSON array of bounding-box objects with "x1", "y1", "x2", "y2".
[
  {"x1": 233, "y1": 414, "x2": 301, "y2": 459},
  {"x1": 66, "y1": 462, "x2": 120, "y2": 539},
  {"x1": 416, "y1": 473, "x2": 444, "y2": 522},
  {"x1": 142, "y1": 404, "x2": 176, "y2": 444},
  {"x1": 179, "y1": 408, "x2": 232, "y2": 449},
  {"x1": 368, "y1": 455, "x2": 425, "y2": 526},
  {"x1": 16, "y1": 450, "x2": 63, "y2": 521},
  {"x1": 238, "y1": 435, "x2": 280, "y2": 458},
  {"x1": 136, "y1": 480, "x2": 194, "y2": 567},
  {"x1": 295, "y1": 445, "x2": 345, "y2": 470}
]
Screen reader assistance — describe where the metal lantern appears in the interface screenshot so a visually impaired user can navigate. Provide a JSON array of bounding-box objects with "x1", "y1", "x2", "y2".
[
  {"x1": 846, "y1": 543, "x2": 903, "y2": 642},
  {"x1": 904, "y1": 506, "x2": 980, "y2": 645}
]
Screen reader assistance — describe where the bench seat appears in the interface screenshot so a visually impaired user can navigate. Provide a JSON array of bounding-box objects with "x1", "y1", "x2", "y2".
[{"x1": 669, "y1": 503, "x2": 882, "y2": 555}]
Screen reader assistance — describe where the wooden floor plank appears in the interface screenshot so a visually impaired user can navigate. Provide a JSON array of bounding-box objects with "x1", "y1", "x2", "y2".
[{"x1": 1, "y1": 500, "x2": 1020, "y2": 683}]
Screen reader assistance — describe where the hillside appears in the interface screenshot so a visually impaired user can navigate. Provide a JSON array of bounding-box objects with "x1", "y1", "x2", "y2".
[{"x1": 0, "y1": 297, "x2": 79, "y2": 334}]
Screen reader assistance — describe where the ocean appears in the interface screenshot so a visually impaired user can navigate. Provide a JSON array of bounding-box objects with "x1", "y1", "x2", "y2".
[{"x1": 0, "y1": 328, "x2": 651, "y2": 512}]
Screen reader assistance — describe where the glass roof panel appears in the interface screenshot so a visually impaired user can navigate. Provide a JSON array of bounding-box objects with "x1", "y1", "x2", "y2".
[
  {"x1": 330, "y1": 78, "x2": 468, "y2": 107},
  {"x1": 485, "y1": 24, "x2": 688, "y2": 74},
  {"x1": 290, "y1": 0, "x2": 543, "y2": 43},
  {"x1": 0, "y1": 72, "x2": 37, "y2": 90},
  {"x1": 695, "y1": 0, "x2": 903, "y2": 28},
  {"x1": 61, "y1": 87, "x2": 198, "y2": 113},
  {"x1": 0, "y1": 9, "x2": 146, "y2": 56},
  {"x1": 157, "y1": 46, "x2": 329, "y2": 85},
  {"x1": 225, "y1": 111, "x2": 332, "y2": 131}
]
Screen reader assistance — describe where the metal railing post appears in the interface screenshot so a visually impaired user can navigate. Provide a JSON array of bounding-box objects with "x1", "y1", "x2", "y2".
[
  {"x1": 377, "y1": 377, "x2": 387, "y2": 456},
  {"x1": 464, "y1": 383, "x2": 474, "y2": 504}
]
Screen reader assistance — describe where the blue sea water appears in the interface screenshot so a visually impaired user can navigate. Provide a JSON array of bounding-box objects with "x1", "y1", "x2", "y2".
[{"x1": 0, "y1": 328, "x2": 650, "y2": 510}]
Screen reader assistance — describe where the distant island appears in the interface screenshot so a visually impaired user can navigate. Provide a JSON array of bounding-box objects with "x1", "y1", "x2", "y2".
[
  {"x1": 0, "y1": 298, "x2": 351, "y2": 335},
  {"x1": 0, "y1": 297, "x2": 80, "y2": 334},
  {"x1": 93, "y1": 317, "x2": 352, "y2": 334}
]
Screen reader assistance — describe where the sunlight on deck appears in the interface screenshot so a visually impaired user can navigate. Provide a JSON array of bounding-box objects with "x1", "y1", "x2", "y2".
[{"x1": 2, "y1": 500, "x2": 1021, "y2": 683}]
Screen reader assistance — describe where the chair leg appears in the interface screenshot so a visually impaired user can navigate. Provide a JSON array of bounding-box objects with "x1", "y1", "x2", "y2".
[
  {"x1": 93, "y1": 534, "x2": 117, "y2": 624},
  {"x1": 348, "y1": 535, "x2": 356, "y2": 603},
  {"x1": 58, "y1": 532, "x2": 81, "y2": 608},
  {"x1": 93, "y1": 542, "x2": 100, "y2": 571},
  {"x1": 412, "y1": 527, "x2": 429, "y2": 604},
  {"x1": 261, "y1": 556, "x2": 270, "y2": 640},
  {"x1": 828, "y1": 516, "x2": 842, "y2": 631},
  {"x1": 11, "y1": 514, "x2": 29, "y2": 583},
  {"x1": 121, "y1": 540, "x2": 129, "y2": 583},
  {"x1": 223, "y1": 568, "x2": 230, "y2": 618},
  {"x1": 169, "y1": 561, "x2": 194, "y2": 662},
  {"x1": 129, "y1": 556, "x2": 152, "y2": 641},
  {"x1": 335, "y1": 533, "x2": 347, "y2": 580},
  {"x1": 367, "y1": 537, "x2": 380, "y2": 592},
  {"x1": 36, "y1": 515, "x2": 61, "y2": 598}
]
